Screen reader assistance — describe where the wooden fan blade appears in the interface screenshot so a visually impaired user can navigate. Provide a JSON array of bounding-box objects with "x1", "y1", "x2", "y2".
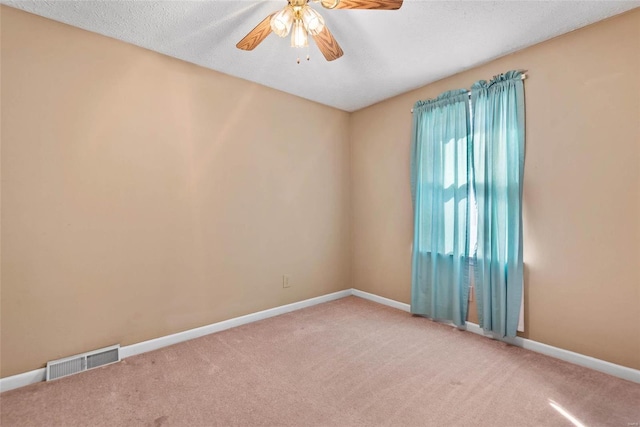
[
  {"x1": 312, "y1": 26, "x2": 344, "y2": 61},
  {"x1": 332, "y1": 0, "x2": 403, "y2": 10},
  {"x1": 236, "y1": 13, "x2": 275, "y2": 51}
]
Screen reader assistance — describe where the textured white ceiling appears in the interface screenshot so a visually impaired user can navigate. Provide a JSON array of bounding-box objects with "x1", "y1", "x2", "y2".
[{"x1": 3, "y1": 0, "x2": 639, "y2": 111}]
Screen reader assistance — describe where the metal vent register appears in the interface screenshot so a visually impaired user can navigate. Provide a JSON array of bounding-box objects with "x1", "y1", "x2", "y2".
[{"x1": 46, "y1": 345, "x2": 120, "y2": 381}]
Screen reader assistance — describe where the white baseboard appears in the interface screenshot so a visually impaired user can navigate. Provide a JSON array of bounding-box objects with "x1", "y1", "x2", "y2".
[
  {"x1": 3, "y1": 288, "x2": 638, "y2": 392},
  {"x1": 120, "y1": 289, "x2": 351, "y2": 359},
  {"x1": 352, "y1": 289, "x2": 411, "y2": 312},
  {"x1": 0, "y1": 368, "x2": 46, "y2": 393},
  {"x1": 0, "y1": 289, "x2": 351, "y2": 393},
  {"x1": 352, "y1": 289, "x2": 640, "y2": 384},
  {"x1": 463, "y1": 321, "x2": 640, "y2": 383}
]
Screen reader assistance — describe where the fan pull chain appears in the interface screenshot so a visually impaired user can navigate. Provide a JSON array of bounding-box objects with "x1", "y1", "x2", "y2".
[{"x1": 296, "y1": 47, "x2": 310, "y2": 64}]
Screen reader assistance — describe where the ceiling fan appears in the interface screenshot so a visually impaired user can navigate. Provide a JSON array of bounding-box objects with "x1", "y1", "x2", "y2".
[{"x1": 236, "y1": 0, "x2": 403, "y2": 62}]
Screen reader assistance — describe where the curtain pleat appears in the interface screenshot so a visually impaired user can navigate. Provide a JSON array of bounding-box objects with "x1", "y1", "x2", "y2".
[
  {"x1": 410, "y1": 89, "x2": 471, "y2": 327},
  {"x1": 471, "y1": 70, "x2": 525, "y2": 337}
]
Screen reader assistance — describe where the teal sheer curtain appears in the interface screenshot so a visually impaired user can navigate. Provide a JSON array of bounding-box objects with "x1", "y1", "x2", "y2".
[
  {"x1": 471, "y1": 70, "x2": 525, "y2": 337},
  {"x1": 410, "y1": 89, "x2": 471, "y2": 327}
]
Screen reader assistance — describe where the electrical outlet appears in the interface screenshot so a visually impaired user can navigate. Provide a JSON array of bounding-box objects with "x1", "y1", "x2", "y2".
[{"x1": 282, "y1": 275, "x2": 291, "y2": 288}]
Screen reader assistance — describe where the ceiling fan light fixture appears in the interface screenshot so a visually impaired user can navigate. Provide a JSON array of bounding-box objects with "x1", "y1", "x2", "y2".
[
  {"x1": 301, "y1": 6, "x2": 325, "y2": 35},
  {"x1": 237, "y1": 0, "x2": 403, "y2": 61},
  {"x1": 320, "y1": 0, "x2": 340, "y2": 9},
  {"x1": 291, "y1": 19, "x2": 308, "y2": 48},
  {"x1": 271, "y1": 6, "x2": 294, "y2": 37}
]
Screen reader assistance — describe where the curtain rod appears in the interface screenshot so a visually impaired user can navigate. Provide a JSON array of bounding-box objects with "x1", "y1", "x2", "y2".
[{"x1": 410, "y1": 73, "x2": 527, "y2": 113}]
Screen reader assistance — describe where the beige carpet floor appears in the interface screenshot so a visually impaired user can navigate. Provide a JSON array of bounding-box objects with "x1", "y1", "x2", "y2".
[{"x1": 1, "y1": 296, "x2": 639, "y2": 426}]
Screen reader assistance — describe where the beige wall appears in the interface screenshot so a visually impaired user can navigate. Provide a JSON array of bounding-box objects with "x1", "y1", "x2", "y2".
[
  {"x1": 350, "y1": 9, "x2": 640, "y2": 369},
  {"x1": 0, "y1": 7, "x2": 351, "y2": 377}
]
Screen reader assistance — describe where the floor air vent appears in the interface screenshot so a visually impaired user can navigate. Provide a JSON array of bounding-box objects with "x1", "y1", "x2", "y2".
[{"x1": 46, "y1": 344, "x2": 120, "y2": 381}]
